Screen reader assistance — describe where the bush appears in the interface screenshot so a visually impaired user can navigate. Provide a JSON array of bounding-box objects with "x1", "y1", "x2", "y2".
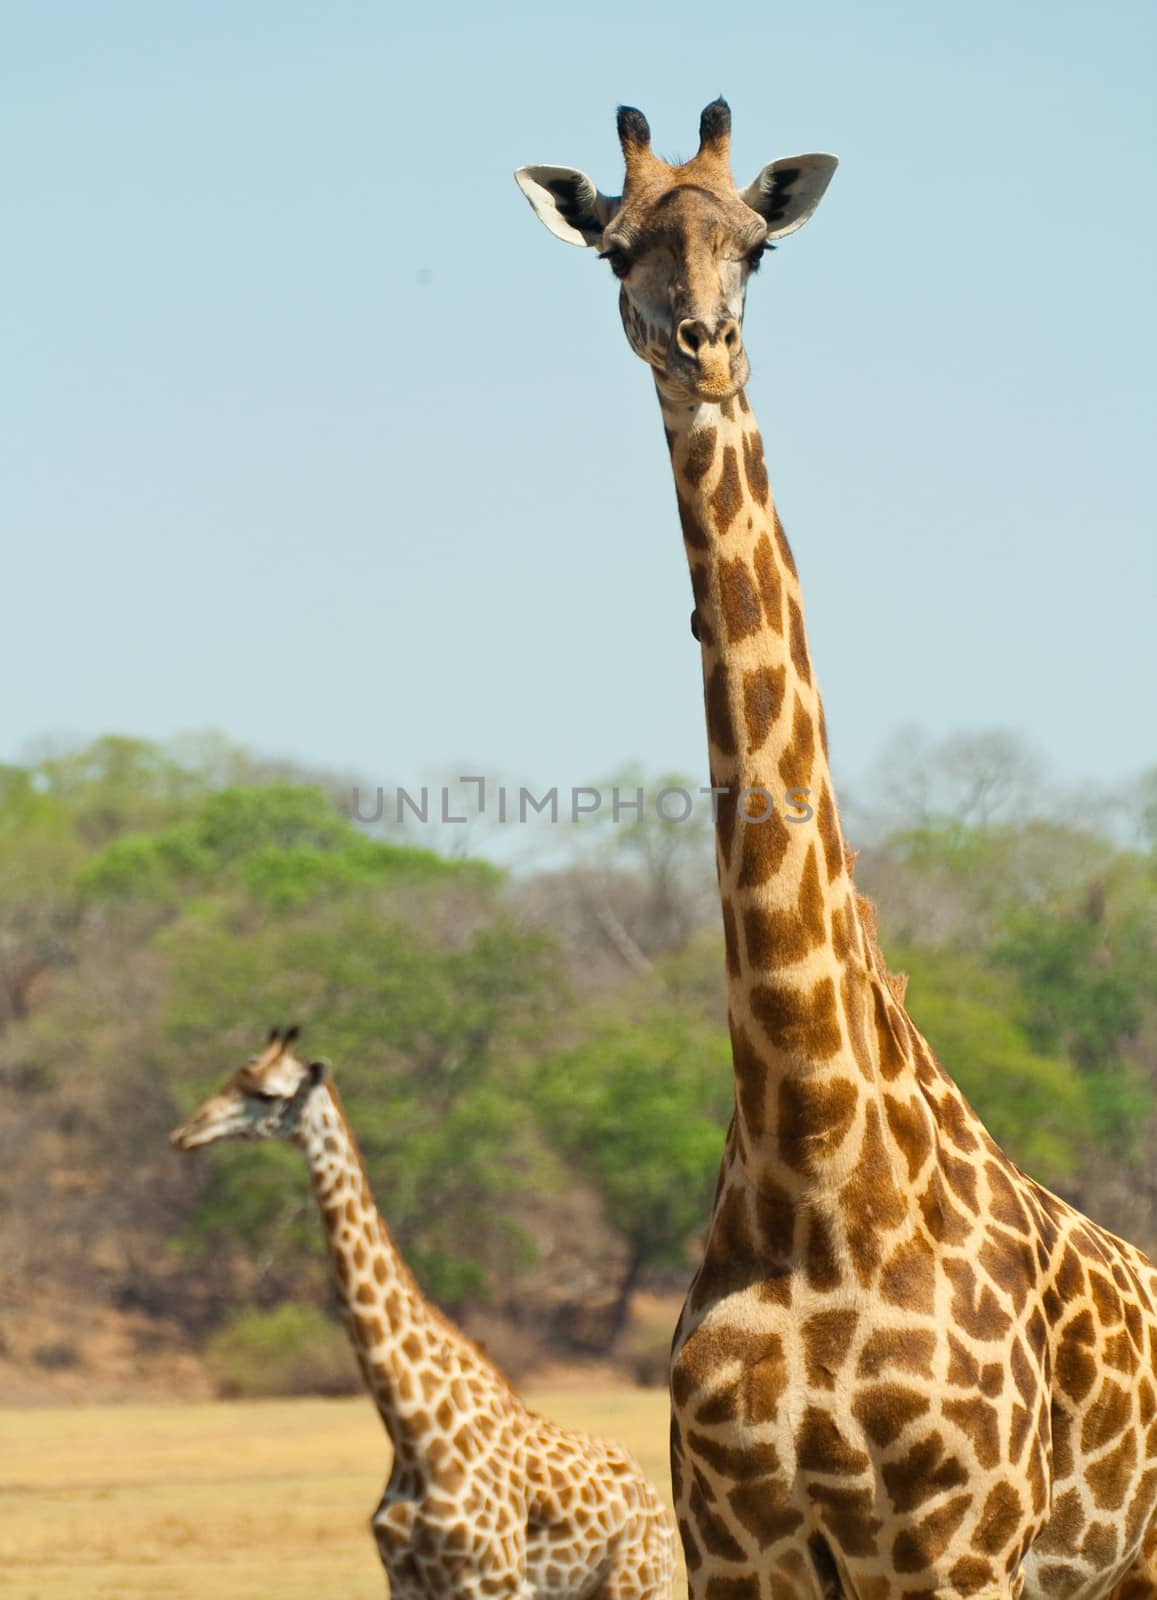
[
  {"x1": 203, "y1": 1304, "x2": 360, "y2": 1399},
  {"x1": 32, "y1": 1340, "x2": 79, "y2": 1370},
  {"x1": 620, "y1": 1320, "x2": 672, "y2": 1388}
]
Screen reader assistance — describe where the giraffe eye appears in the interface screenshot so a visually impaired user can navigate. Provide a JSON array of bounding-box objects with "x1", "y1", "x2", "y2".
[
  {"x1": 599, "y1": 246, "x2": 631, "y2": 279},
  {"x1": 248, "y1": 1086, "x2": 281, "y2": 1102},
  {"x1": 746, "y1": 244, "x2": 767, "y2": 272}
]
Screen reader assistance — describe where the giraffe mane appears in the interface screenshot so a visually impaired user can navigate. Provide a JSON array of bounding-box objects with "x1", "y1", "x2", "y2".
[{"x1": 845, "y1": 845, "x2": 909, "y2": 1006}]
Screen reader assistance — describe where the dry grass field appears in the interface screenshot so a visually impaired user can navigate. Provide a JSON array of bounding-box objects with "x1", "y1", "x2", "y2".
[{"x1": 0, "y1": 1383, "x2": 676, "y2": 1599}]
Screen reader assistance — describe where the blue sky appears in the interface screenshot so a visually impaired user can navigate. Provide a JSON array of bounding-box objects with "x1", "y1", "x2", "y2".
[{"x1": 4, "y1": 0, "x2": 1155, "y2": 816}]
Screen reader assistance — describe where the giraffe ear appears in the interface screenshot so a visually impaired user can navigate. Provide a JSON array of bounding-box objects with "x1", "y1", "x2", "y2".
[
  {"x1": 308, "y1": 1059, "x2": 330, "y2": 1087},
  {"x1": 739, "y1": 154, "x2": 838, "y2": 241},
  {"x1": 514, "y1": 166, "x2": 621, "y2": 248}
]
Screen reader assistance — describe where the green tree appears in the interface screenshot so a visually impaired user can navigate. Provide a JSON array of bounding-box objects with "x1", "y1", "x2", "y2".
[
  {"x1": 0, "y1": 768, "x2": 87, "y2": 1028},
  {"x1": 893, "y1": 941, "x2": 1088, "y2": 1186},
  {"x1": 80, "y1": 782, "x2": 485, "y2": 911},
  {"x1": 995, "y1": 871, "x2": 1157, "y2": 1153},
  {"x1": 162, "y1": 896, "x2": 563, "y2": 1309},
  {"x1": 33, "y1": 733, "x2": 239, "y2": 843},
  {"x1": 534, "y1": 1000, "x2": 730, "y2": 1344}
]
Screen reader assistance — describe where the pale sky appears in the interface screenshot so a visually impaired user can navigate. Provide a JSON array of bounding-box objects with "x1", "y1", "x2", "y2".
[{"x1": 4, "y1": 1, "x2": 1155, "y2": 818}]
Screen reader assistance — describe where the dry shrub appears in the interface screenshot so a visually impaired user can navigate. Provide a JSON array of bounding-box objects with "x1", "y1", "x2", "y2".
[{"x1": 203, "y1": 1304, "x2": 359, "y2": 1399}]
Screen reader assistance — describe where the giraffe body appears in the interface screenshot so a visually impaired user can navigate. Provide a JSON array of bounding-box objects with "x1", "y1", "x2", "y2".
[
  {"x1": 171, "y1": 1030, "x2": 677, "y2": 1600},
  {"x1": 517, "y1": 100, "x2": 1157, "y2": 1600}
]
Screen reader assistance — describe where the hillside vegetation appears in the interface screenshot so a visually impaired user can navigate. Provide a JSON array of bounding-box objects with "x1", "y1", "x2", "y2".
[{"x1": 1, "y1": 733, "x2": 1155, "y2": 1396}]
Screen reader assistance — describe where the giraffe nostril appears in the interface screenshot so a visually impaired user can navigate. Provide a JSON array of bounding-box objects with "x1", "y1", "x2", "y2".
[
  {"x1": 721, "y1": 320, "x2": 740, "y2": 353},
  {"x1": 676, "y1": 319, "x2": 707, "y2": 358}
]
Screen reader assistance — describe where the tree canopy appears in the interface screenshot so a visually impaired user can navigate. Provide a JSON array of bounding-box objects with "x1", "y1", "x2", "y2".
[{"x1": 2, "y1": 732, "x2": 1156, "y2": 1380}]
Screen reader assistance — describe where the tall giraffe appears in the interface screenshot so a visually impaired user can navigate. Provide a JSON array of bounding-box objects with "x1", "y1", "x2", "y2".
[
  {"x1": 171, "y1": 1027, "x2": 677, "y2": 1599},
  {"x1": 517, "y1": 100, "x2": 1157, "y2": 1600}
]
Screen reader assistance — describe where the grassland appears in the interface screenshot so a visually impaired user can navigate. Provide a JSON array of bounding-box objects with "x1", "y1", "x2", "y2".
[{"x1": 0, "y1": 1383, "x2": 676, "y2": 1599}]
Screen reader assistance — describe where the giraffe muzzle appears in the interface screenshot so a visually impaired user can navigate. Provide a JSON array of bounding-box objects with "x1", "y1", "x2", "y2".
[
  {"x1": 169, "y1": 1095, "x2": 251, "y2": 1150},
  {"x1": 671, "y1": 317, "x2": 748, "y2": 400},
  {"x1": 170, "y1": 1112, "x2": 217, "y2": 1150},
  {"x1": 170, "y1": 1117, "x2": 208, "y2": 1151}
]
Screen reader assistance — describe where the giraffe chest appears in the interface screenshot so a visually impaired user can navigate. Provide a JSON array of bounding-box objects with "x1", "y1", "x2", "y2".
[
  {"x1": 674, "y1": 1240, "x2": 1157, "y2": 1600},
  {"x1": 671, "y1": 1275, "x2": 1054, "y2": 1593}
]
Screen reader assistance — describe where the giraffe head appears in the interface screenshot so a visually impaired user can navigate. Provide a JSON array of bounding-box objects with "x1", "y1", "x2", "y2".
[
  {"x1": 516, "y1": 99, "x2": 836, "y2": 402},
  {"x1": 169, "y1": 1025, "x2": 329, "y2": 1150}
]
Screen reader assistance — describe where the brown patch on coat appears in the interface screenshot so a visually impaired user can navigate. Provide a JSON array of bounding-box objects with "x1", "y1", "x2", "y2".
[
  {"x1": 796, "y1": 1407, "x2": 870, "y2": 1475},
  {"x1": 857, "y1": 1327, "x2": 937, "y2": 1381},
  {"x1": 942, "y1": 1394, "x2": 1001, "y2": 1469},
  {"x1": 984, "y1": 1161, "x2": 1032, "y2": 1234},
  {"x1": 1055, "y1": 1310, "x2": 1098, "y2": 1404},
  {"x1": 815, "y1": 783, "x2": 843, "y2": 884},
  {"x1": 778, "y1": 1074, "x2": 859, "y2": 1174},
  {"x1": 804, "y1": 1209, "x2": 841, "y2": 1292},
  {"x1": 686, "y1": 1431, "x2": 779, "y2": 1479},
  {"x1": 873, "y1": 986, "x2": 909, "y2": 1081},
  {"x1": 710, "y1": 446, "x2": 744, "y2": 533},
  {"x1": 884, "y1": 1093, "x2": 933, "y2": 1183},
  {"x1": 737, "y1": 806, "x2": 790, "y2": 888},
  {"x1": 714, "y1": 776, "x2": 737, "y2": 870},
  {"x1": 807, "y1": 1484, "x2": 881, "y2": 1558},
  {"x1": 882, "y1": 1433, "x2": 968, "y2": 1514},
  {"x1": 1087, "y1": 1429, "x2": 1138, "y2": 1512},
  {"x1": 718, "y1": 556, "x2": 763, "y2": 642},
  {"x1": 677, "y1": 491, "x2": 708, "y2": 550},
  {"x1": 948, "y1": 1558, "x2": 995, "y2": 1595},
  {"x1": 682, "y1": 427, "x2": 717, "y2": 487},
  {"x1": 744, "y1": 845, "x2": 826, "y2": 970},
  {"x1": 879, "y1": 1235, "x2": 936, "y2": 1314},
  {"x1": 727, "y1": 1478, "x2": 804, "y2": 1545},
  {"x1": 787, "y1": 598, "x2": 812, "y2": 687},
  {"x1": 751, "y1": 532, "x2": 784, "y2": 633},
  {"x1": 892, "y1": 1494, "x2": 971, "y2": 1573},
  {"x1": 722, "y1": 900, "x2": 741, "y2": 979},
  {"x1": 731, "y1": 1020, "x2": 765, "y2": 1135},
  {"x1": 742, "y1": 431, "x2": 769, "y2": 506},
  {"x1": 742, "y1": 663, "x2": 786, "y2": 752},
  {"x1": 917, "y1": 1172, "x2": 974, "y2": 1247},
  {"x1": 751, "y1": 974, "x2": 843, "y2": 1061},
  {"x1": 943, "y1": 1258, "x2": 1012, "y2": 1342},
  {"x1": 801, "y1": 1309, "x2": 858, "y2": 1390},
  {"x1": 705, "y1": 662, "x2": 737, "y2": 756},
  {"x1": 773, "y1": 511, "x2": 798, "y2": 577},
  {"x1": 970, "y1": 1480, "x2": 1023, "y2": 1555},
  {"x1": 777, "y1": 694, "x2": 815, "y2": 794},
  {"x1": 839, "y1": 1103, "x2": 908, "y2": 1285},
  {"x1": 852, "y1": 1383, "x2": 930, "y2": 1448}
]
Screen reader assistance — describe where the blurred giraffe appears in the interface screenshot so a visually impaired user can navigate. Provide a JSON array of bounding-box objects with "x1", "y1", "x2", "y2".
[{"x1": 172, "y1": 1027, "x2": 677, "y2": 1598}]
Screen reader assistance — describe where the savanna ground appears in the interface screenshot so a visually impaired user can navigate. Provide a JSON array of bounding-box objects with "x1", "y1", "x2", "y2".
[{"x1": 0, "y1": 1383, "x2": 676, "y2": 1600}]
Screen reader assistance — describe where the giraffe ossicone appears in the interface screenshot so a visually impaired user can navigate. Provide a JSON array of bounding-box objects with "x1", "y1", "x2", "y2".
[
  {"x1": 519, "y1": 99, "x2": 1157, "y2": 1600},
  {"x1": 171, "y1": 1027, "x2": 677, "y2": 1599}
]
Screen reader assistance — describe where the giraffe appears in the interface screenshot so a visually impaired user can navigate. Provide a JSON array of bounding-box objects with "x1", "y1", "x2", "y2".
[
  {"x1": 516, "y1": 100, "x2": 1157, "y2": 1600},
  {"x1": 170, "y1": 1026, "x2": 678, "y2": 1599}
]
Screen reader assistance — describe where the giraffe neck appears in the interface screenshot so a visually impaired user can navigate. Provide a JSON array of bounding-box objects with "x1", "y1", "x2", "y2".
[
  {"x1": 296, "y1": 1083, "x2": 459, "y2": 1468},
  {"x1": 659, "y1": 377, "x2": 918, "y2": 1210}
]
